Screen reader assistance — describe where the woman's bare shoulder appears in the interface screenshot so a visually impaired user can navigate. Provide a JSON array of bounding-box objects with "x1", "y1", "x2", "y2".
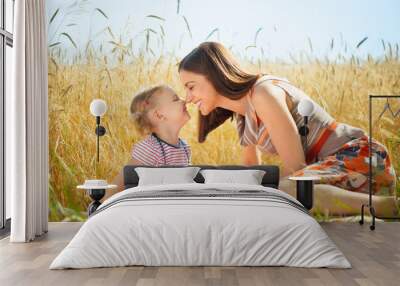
[{"x1": 251, "y1": 82, "x2": 287, "y2": 106}]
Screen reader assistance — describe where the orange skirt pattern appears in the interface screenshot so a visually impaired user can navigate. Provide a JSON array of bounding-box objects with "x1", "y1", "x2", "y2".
[{"x1": 291, "y1": 135, "x2": 397, "y2": 196}]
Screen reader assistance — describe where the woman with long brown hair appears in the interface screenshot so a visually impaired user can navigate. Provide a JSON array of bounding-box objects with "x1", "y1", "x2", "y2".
[{"x1": 178, "y1": 41, "x2": 398, "y2": 217}]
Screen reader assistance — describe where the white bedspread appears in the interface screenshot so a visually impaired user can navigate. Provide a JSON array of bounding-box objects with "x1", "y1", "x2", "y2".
[{"x1": 49, "y1": 183, "x2": 351, "y2": 269}]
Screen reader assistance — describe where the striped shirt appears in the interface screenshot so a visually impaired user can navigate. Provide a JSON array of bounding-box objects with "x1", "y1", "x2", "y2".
[
  {"x1": 131, "y1": 133, "x2": 191, "y2": 166},
  {"x1": 235, "y1": 74, "x2": 366, "y2": 162}
]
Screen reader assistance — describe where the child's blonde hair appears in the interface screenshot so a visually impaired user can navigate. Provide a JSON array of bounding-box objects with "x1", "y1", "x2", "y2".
[{"x1": 130, "y1": 84, "x2": 168, "y2": 135}]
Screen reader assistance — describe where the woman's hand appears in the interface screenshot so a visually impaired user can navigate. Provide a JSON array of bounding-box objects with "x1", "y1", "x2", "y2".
[{"x1": 251, "y1": 83, "x2": 306, "y2": 175}]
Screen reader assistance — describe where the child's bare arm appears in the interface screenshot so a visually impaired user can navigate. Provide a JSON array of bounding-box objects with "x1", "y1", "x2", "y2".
[
  {"x1": 241, "y1": 145, "x2": 260, "y2": 166},
  {"x1": 101, "y1": 158, "x2": 143, "y2": 202}
]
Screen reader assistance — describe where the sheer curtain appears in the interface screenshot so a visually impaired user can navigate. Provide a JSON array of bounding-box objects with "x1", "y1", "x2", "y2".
[{"x1": 7, "y1": 0, "x2": 48, "y2": 242}]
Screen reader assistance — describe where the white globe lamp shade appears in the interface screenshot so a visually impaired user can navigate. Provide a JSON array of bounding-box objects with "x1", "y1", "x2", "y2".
[
  {"x1": 298, "y1": 99, "x2": 314, "y2": 117},
  {"x1": 90, "y1": 99, "x2": 107, "y2": 117}
]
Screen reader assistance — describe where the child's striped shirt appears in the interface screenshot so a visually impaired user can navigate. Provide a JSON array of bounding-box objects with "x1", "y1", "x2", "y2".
[{"x1": 131, "y1": 133, "x2": 191, "y2": 166}]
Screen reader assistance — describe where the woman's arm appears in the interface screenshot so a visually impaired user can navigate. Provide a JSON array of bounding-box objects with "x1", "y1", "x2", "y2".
[
  {"x1": 101, "y1": 158, "x2": 143, "y2": 202},
  {"x1": 241, "y1": 144, "x2": 260, "y2": 166},
  {"x1": 251, "y1": 83, "x2": 307, "y2": 177}
]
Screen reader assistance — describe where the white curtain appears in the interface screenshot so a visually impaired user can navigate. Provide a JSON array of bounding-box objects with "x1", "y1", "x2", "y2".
[{"x1": 7, "y1": 0, "x2": 49, "y2": 242}]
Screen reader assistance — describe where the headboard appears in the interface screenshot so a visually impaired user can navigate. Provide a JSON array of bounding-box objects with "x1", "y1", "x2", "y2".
[{"x1": 123, "y1": 165, "x2": 280, "y2": 189}]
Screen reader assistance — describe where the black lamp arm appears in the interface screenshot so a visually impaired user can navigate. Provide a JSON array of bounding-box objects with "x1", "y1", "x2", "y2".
[
  {"x1": 298, "y1": 115, "x2": 310, "y2": 163},
  {"x1": 94, "y1": 116, "x2": 106, "y2": 163}
]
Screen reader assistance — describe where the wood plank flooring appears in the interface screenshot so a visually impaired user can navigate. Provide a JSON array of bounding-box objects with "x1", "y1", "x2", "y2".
[{"x1": 0, "y1": 222, "x2": 399, "y2": 286}]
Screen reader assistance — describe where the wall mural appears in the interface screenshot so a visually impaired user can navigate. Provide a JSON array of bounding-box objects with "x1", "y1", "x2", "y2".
[{"x1": 46, "y1": 0, "x2": 400, "y2": 221}]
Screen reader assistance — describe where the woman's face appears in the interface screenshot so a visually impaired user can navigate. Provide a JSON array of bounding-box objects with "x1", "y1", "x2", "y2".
[{"x1": 179, "y1": 70, "x2": 219, "y2": 116}]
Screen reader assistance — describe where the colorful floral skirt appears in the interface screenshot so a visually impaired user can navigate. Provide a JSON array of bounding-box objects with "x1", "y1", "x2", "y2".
[{"x1": 291, "y1": 135, "x2": 397, "y2": 196}]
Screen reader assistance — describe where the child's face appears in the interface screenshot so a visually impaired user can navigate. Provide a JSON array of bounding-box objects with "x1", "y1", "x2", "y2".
[{"x1": 152, "y1": 87, "x2": 190, "y2": 128}]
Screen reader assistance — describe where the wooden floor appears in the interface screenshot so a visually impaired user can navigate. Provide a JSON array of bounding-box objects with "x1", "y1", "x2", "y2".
[{"x1": 0, "y1": 222, "x2": 399, "y2": 286}]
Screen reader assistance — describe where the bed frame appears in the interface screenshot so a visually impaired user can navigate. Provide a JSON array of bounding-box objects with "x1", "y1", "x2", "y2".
[{"x1": 123, "y1": 165, "x2": 280, "y2": 189}]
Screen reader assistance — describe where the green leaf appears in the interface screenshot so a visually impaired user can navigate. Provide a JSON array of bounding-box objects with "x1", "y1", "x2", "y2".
[
  {"x1": 95, "y1": 8, "x2": 108, "y2": 19},
  {"x1": 356, "y1": 37, "x2": 368, "y2": 49},
  {"x1": 107, "y1": 27, "x2": 115, "y2": 40},
  {"x1": 49, "y1": 8, "x2": 59, "y2": 25},
  {"x1": 182, "y1": 16, "x2": 192, "y2": 39},
  {"x1": 60, "y1": 32, "x2": 77, "y2": 49},
  {"x1": 50, "y1": 57, "x2": 58, "y2": 71},
  {"x1": 254, "y1": 27, "x2": 263, "y2": 46},
  {"x1": 159, "y1": 25, "x2": 165, "y2": 37},
  {"x1": 146, "y1": 31, "x2": 150, "y2": 51},
  {"x1": 144, "y1": 28, "x2": 157, "y2": 34},
  {"x1": 146, "y1": 14, "x2": 165, "y2": 21},
  {"x1": 205, "y1": 28, "x2": 219, "y2": 41},
  {"x1": 245, "y1": 45, "x2": 256, "y2": 51},
  {"x1": 49, "y1": 42, "x2": 61, "y2": 48},
  {"x1": 108, "y1": 40, "x2": 119, "y2": 47},
  {"x1": 307, "y1": 37, "x2": 313, "y2": 52}
]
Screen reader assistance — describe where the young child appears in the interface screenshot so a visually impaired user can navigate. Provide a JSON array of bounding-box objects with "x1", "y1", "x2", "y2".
[
  {"x1": 103, "y1": 85, "x2": 192, "y2": 201},
  {"x1": 129, "y1": 84, "x2": 192, "y2": 166}
]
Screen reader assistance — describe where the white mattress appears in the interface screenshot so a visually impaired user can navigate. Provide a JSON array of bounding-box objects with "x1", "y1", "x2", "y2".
[{"x1": 49, "y1": 183, "x2": 351, "y2": 269}]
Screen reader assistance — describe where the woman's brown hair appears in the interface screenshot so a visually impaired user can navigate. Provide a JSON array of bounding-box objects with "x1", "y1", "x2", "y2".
[{"x1": 178, "y1": 42, "x2": 260, "y2": 142}]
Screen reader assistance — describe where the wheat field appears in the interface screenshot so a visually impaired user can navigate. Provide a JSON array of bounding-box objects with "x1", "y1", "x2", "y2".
[{"x1": 47, "y1": 5, "x2": 400, "y2": 222}]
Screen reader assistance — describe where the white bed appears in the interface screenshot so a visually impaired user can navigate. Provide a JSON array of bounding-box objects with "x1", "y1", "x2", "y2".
[{"x1": 49, "y1": 183, "x2": 351, "y2": 269}]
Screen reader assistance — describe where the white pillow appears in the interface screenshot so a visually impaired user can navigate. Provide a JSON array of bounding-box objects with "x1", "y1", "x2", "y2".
[
  {"x1": 200, "y1": 169, "x2": 266, "y2": 185},
  {"x1": 135, "y1": 167, "x2": 201, "y2": 186}
]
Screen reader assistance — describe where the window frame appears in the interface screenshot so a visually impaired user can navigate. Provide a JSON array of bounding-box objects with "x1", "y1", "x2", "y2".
[{"x1": 0, "y1": 0, "x2": 14, "y2": 237}]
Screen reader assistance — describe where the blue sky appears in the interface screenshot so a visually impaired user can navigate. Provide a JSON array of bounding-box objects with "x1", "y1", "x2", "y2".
[{"x1": 46, "y1": 0, "x2": 400, "y2": 62}]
